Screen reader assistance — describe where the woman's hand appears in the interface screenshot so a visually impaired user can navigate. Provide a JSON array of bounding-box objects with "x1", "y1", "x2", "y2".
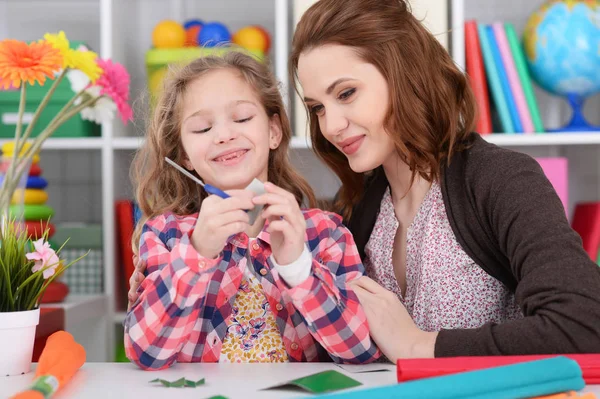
[
  {"x1": 127, "y1": 255, "x2": 146, "y2": 311},
  {"x1": 349, "y1": 276, "x2": 438, "y2": 361},
  {"x1": 252, "y1": 182, "x2": 306, "y2": 265}
]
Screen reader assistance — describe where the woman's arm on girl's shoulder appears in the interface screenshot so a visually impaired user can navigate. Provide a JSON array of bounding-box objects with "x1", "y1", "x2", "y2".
[
  {"x1": 273, "y1": 209, "x2": 381, "y2": 364},
  {"x1": 437, "y1": 150, "x2": 600, "y2": 356},
  {"x1": 124, "y1": 213, "x2": 221, "y2": 370}
]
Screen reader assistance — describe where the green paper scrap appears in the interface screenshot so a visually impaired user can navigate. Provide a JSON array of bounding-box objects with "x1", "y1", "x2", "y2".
[
  {"x1": 263, "y1": 370, "x2": 362, "y2": 394},
  {"x1": 205, "y1": 396, "x2": 229, "y2": 399},
  {"x1": 149, "y1": 377, "x2": 205, "y2": 388}
]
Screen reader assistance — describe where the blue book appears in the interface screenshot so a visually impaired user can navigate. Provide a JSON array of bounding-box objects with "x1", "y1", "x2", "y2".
[
  {"x1": 486, "y1": 25, "x2": 523, "y2": 133},
  {"x1": 478, "y1": 24, "x2": 514, "y2": 133}
]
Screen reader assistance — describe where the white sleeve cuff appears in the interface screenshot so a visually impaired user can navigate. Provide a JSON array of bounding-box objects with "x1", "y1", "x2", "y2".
[{"x1": 270, "y1": 245, "x2": 312, "y2": 287}]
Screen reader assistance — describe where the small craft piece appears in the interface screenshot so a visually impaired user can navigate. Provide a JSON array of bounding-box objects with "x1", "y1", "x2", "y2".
[
  {"x1": 245, "y1": 178, "x2": 265, "y2": 225},
  {"x1": 149, "y1": 377, "x2": 205, "y2": 388},
  {"x1": 263, "y1": 370, "x2": 362, "y2": 394}
]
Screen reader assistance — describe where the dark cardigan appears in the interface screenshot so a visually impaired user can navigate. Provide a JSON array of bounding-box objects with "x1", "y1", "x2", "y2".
[{"x1": 345, "y1": 133, "x2": 600, "y2": 356}]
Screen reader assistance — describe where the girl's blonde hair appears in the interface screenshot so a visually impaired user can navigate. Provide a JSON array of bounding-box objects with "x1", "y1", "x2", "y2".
[{"x1": 131, "y1": 51, "x2": 317, "y2": 254}]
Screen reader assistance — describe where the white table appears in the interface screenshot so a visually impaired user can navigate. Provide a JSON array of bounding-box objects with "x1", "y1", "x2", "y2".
[{"x1": 1, "y1": 363, "x2": 599, "y2": 399}]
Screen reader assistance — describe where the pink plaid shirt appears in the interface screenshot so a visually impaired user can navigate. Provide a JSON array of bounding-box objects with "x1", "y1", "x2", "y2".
[{"x1": 124, "y1": 208, "x2": 381, "y2": 370}]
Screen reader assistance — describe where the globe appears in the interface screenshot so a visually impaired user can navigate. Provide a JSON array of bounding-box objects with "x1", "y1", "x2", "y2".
[{"x1": 523, "y1": 0, "x2": 600, "y2": 131}]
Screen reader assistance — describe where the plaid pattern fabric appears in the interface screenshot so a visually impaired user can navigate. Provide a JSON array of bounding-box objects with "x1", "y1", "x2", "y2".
[
  {"x1": 124, "y1": 209, "x2": 381, "y2": 370},
  {"x1": 61, "y1": 248, "x2": 103, "y2": 294}
]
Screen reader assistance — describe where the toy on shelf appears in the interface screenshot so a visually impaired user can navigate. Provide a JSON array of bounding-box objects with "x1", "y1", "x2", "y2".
[
  {"x1": 183, "y1": 19, "x2": 203, "y2": 46},
  {"x1": 152, "y1": 20, "x2": 186, "y2": 49},
  {"x1": 198, "y1": 21, "x2": 231, "y2": 47},
  {"x1": 523, "y1": 0, "x2": 600, "y2": 132},
  {"x1": 3, "y1": 141, "x2": 69, "y2": 304},
  {"x1": 146, "y1": 19, "x2": 269, "y2": 101},
  {"x1": 233, "y1": 25, "x2": 270, "y2": 54}
]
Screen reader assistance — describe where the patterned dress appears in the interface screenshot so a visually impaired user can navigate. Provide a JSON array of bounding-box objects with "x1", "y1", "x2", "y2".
[{"x1": 220, "y1": 251, "x2": 289, "y2": 363}]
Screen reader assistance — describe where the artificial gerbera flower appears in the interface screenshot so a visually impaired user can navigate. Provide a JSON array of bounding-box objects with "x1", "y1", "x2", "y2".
[
  {"x1": 96, "y1": 58, "x2": 133, "y2": 124},
  {"x1": 0, "y1": 39, "x2": 62, "y2": 89},
  {"x1": 44, "y1": 31, "x2": 102, "y2": 83},
  {"x1": 67, "y1": 69, "x2": 117, "y2": 124}
]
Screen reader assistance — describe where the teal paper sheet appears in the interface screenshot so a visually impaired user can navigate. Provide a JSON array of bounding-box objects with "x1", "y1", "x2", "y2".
[{"x1": 315, "y1": 356, "x2": 584, "y2": 399}]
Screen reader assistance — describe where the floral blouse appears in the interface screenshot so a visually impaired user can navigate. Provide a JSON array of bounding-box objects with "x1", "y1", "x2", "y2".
[
  {"x1": 364, "y1": 182, "x2": 522, "y2": 331},
  {"x1": 220, "y1": 258, "x2": 289, "y2": 363}
]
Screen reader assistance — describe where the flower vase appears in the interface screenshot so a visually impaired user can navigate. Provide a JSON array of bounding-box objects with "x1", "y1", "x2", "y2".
[{"x1": 0, "y1": 308, "x2": 40, "y2": 376}]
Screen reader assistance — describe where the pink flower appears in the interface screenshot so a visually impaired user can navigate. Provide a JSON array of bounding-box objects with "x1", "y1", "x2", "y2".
[
  {"x1": 26, "y1": 239, "x2": 60, "y2": 279},
  {"x1": 95, "y1": 58, "x2": 133, "y2": 124}
]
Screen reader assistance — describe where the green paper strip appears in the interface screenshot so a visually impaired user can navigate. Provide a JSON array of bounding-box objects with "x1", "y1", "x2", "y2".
[
  {"x1": 149, "y1": 377, "x2": 205, "y2": 388},
  {"x1": 264, "y1": 370, "x2": 362, "y2": 394}
]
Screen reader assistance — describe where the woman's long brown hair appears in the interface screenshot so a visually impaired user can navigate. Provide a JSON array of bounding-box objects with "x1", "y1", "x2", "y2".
[
  {"x1": 131, "y1": 52, "x2": 317, "y2": 254},
  {"x1": 289, "y1": 0, "x2": 477, "y2": 219}
]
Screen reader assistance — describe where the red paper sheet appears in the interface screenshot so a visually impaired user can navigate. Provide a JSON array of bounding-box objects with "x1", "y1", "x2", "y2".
[{"x1": 397, "y1": 354, "x2": 600, "y2": 384}]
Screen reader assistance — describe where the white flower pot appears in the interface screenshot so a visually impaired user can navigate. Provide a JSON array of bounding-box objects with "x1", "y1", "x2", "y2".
[{"x1": 0, "y1": 308, "x2": 40, "y2": 376}]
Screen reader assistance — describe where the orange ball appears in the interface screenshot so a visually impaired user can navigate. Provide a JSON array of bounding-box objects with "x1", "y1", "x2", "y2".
[
  {"x1": 152, "y1": 20, "x2": 186, "y2": 48},
  {"x1": 232, "y1": 26, "x2": 268, "y2": 53},
  {"x1": 252, "y1": 25, "x2": 271, "y2": 53}
]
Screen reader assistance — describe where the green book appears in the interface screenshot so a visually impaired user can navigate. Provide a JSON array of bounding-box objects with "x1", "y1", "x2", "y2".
[{"x1": 505, "y1": 23, "x2": 545, "y2": 133}]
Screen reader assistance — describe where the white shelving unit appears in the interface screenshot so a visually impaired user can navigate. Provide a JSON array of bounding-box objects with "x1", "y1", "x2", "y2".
[{"x1": 2, "y1": 0, "x2": 598, "y2": 361}]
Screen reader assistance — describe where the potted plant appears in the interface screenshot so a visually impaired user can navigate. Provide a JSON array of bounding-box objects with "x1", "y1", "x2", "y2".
[{"x1": 0, "y1": 31, "x2": 132, "y2": 376}]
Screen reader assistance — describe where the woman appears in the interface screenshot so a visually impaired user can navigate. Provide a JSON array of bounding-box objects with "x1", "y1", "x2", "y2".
[{"x1": 288, "y1": 0, "x2": 600, "y2": 360}]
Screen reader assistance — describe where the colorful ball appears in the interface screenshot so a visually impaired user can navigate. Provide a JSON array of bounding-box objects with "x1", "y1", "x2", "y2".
[
  {"x1": 233, "y1": 26, "x2": 268, "y2": 53},
  {"x1": 252, "y1": 25, "x2": 271, "y2": 53},
  {"x1": 184, "y1": 19, "x2": 203, "y2": 30},
  {"x1": 184, "y1": 19, "x2": 204, "y2": 46},
  {"x1": 198, "y1": 22, "x2": 231, "y2": 47},
  {"x1": 152, "y1": 20, "x2": 186, "y2": 49}
]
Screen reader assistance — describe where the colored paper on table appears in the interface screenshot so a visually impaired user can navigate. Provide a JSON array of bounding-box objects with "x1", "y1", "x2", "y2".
[
  {"x1": 335, "y1": 363, "x2": 393, "y2": 373},
  {"x1": 262, "y1": 370, "x2": 362, "y2": 394},
  {"x1": 319, "y1": 357, "x2": 583, "y2": 399},
  {"x1": 149, "y1": 377, "x2": 205, "y2": 388},
  {"x1": 397, "y1": 354, "x2": 600, "y2": 384}
]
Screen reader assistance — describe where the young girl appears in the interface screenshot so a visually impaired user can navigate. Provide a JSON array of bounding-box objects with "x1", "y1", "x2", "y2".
[{"x1": 124, "y1": 51, "x2": 380, "y2": 370}]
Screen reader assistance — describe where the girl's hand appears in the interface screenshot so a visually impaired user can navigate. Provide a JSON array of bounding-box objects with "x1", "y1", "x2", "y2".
[
  {"x1": 252, "y1": 182, "x2": 306, "y2": 265},
  {"x1": 127, "y1": 255, "x2": 146, "y2": 311},
  {"x1": 192, "y1": 190, "x2": 255, "y2": 259}
]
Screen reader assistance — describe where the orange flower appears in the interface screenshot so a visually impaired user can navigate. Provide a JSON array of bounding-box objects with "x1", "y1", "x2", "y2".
[{"x1": 0, "y1": 39, "x2": 62, "y2": 89}]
